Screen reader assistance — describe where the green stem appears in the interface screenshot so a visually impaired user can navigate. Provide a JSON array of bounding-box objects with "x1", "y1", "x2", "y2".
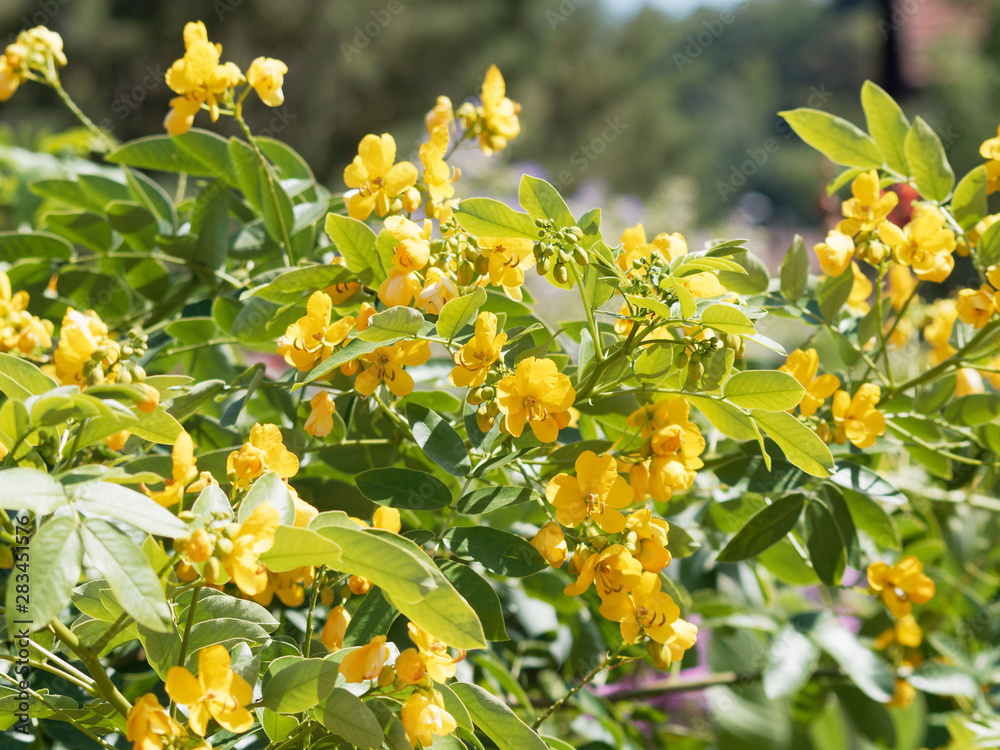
[
  {"x1": 0, "y1": 653, "x2": 96, "y2": 694},
  {"x1": 303, "y1": 572, "x2": 323, "y2": 658},
  {"x1": 890, "y1": 320, "x2": 1000, "y2": 398},
  {"x1": 571, "y1": 262, "x2": 603, "y2": 360},
  {"x1": 176, "y1": 584, "x2": 202, "y2": 669},
  {"x1": 49, "y1": 619, "x2": 132, "y2": 718},
  {"x1": 873, "y1": 264, "x2": 893, "y2": 389},
  {"x1": 531, "y1": 644, "x2": 628, "y2": 729}
]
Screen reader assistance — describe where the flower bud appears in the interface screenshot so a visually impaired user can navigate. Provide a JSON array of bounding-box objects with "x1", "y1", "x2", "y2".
[
  {"x1": 687, "y1": 361, "x2": 704, "y2": 382},
  {"x1": 115, "y1": 368, "x2": 132, "y2": 385},
  {"x1": 0, "y1": 545, "x2": 14, "y2": 569},
  {"x1": 572, "y1": 246, "x2": 589, "y2": 266},
  {"x1": 377, "y1": 665, "x2": 396, "y2": 687},
  {"x1": 474, "y1": 255, "x2": 490, "y2": 276},
  {"x1": 214, "y1": 537, "x2": 234, "y2": 558},
  {"x1": 553, "y1": 263, "x2": 569, "y2": 285},
  {"x1": 536, "y1": 257, "x2": 551, "y2": 276},
  {"x1": 457, "y1": 260, "x2": 475, "y2": 286},
  {"x1": 204, "y1": 557, "x2": 221, "y2": 584}
]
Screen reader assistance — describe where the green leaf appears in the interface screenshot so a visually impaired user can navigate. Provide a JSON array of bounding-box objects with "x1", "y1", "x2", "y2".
[
  {"x1": 0, "y1": 353, "x2": 58, "y2": 399},
  {"x1": 860, "y1": 80, "x2": 911, "y2": 175},
  {"x1": 518, "y1": 175, "x2": 575, "y2": 228},
  {"x1": 686, "y1": 395, "x2": 757, "y2": 441},
  {"x1": 324, "y1": 213, "x2": 382, "y2": 282},
  {"x1": 81, "y1": 520, "x2": 171, "y2": 632},
  {"x1": 701, "y1": 304, "x2": 756, "y2": 335},
  {"x1": 0, "y1": 469, "x2": 68, "y2": 515},
  {"x1": 751, "y1": 410, "x2": 834, "y2": 477},
  {"x1": 779, "y1": 109, "x2": 884, "y2": 168},
  {"x1": 978, "y1": 218, "x2": 1000, "y2": 268},
  {"x1": 70, "y1": 481, "x2": 190, "y2": 538},
  {"x1": 450, "y1": 682, "x2": 547, "y2": 750},
  {"x1": 342, "y1": 587, "x2": 399, "y2": 647},
  {"x1": 357, "y1": 307, "x2": 425, "y2": 343},
  {"x1": 804, "y1": 500, "x2": 845, "y2": 585},
  {"x1": 239, "y1": 471, "x2": 296, "y2": 526},
  {"x1": 437, "y1": 559, "x2": 509, "y2": 641},
  {"x1": 442, "y1": 526, "x2": 546, "y2": 577},
  {"x1": 6, "y1": 517, "x2": 81, "y2": 633},
  {"x1": 453, "y1": 198, "x2": 539, "y2": 240},
  {"x1": 724, "y1": 370, "x2": 805, "y2": 411},
  {"x1": 666, "y1": 523, "x2": 701, "y2": 558},
  {"x1": 780, "y1": 234, "x2": 809, "y2": 303},
  {"x1": 841, "y1": 491, "x2": 900, "y2": 551},
  {"x1": 312, "y1": 688, "x2": 384, "y2": 749},
  {"x1": 907, "y1": 662, "x2": 978, "y2": 697},
  {"x1": 905, "y1": 117, "x2": 955, "y2": 203},
  {"x1": 717, "y1": 251, "x2": 769, "y2": 295},
  {"x1": 829, "y1": 464, "x2": 906, "y2": 507},
  {"x1": 944, "y1": 394, "x2": 1000, "y2": 426},
  {"x1": 952, "y1": 164, "x2": 989, "y2": 231},
  {"x1": 106, "y1": 129, "x2": 232, "y2": 178},
  {"x1": 437, "y1": 287, "x2": 488, "y2": 341},
  {"x1": 812, "y1": 617, "x2": 894, "y2": 702},
  {"x1": 0, "y1": 231, "x2": 72, "y2": 261},
  {"x1": 716, "y1": 493, "x2": 806, "y2": 562},
  {"x1": 318, "y1": 526, "x2": 485, "y2": 649},
  {"x1": 406, "y1": 403, "x2": 472, "y2": 476},
  {"x1": 818, "y1": 265, "x2": 854, "y2": 322},
  {"x1": 454, "y1": 486, "x2": 538, "y2": 514},
  {"x1": 762, "y1": 625, "x2": 820, "y2": 699},
  {"x1": 354, "y1": 468, "x2": 452, "y2": 510},
  {"x1": 248, "y1": 264, "x2": 356, "y2": 302},
  {"x1": 624, "y1": 294, "x2": 675, "y2": 321},
  {"x1": 299, "y1": 336, "x2": 403, "y2": 387},
  {"x1": 106, "y1": 200, "x2": 156, "y2": 251},
  {"x1": 261, "y1": 525, "x2": 344, "y2": 571},
  {"x1": 262, "y1": 657, "x2": 340, "y2": 713},
  {"x1": 127, "y1": 406, "x2": 183, "y2": 445}
]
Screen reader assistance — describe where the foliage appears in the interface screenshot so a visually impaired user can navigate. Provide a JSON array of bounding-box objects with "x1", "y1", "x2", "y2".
[{"x1": 0, "y1": 20, "x2": 998, "y2": 750}]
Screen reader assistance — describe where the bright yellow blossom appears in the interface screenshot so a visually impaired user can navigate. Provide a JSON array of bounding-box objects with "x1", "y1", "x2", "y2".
[
  {"x1": 321, "y1": 605, "x2": 351, "y2": 651},
  {"x1": 355, "y1": 339, "x2": 430, "y2": 398},
  {"x1": 815, "y1": 231, "x2": 855, "y2": 278},
  {"x1": 564, "y1": 544, "x2": 644, "y2": 600},
  {"x1": 425, "y1": 95, "x2": 454, "y2": 134},
  {"x1": 343, "y1": 133, "x2": 418, "y2": 220},
  {"x1": 401, "y1": 689, "x2": 458, "y2": 748},
  {"x1": 246, "y1": 56, "x2": 287, "y2": 107},
  {"x1": 625, "y1": 509, "x2": 671, "y2": 573},
  {"x1": 646, "y1": 618, "x2": 698, "y2": 669},
  {"x1": 164, "y1": 21, "x2": 242, "y2": 135},
  {"x1": 420, "y1": 125, "x2": 458, "y2": 203},
  {"x1": 339, "y1": 635, "x2": 391, "y2": 682},
  {"x1": 395, "y1": 622, "x2": 464, "y2": 686},
  {"x1": 923, "y1": 298, "x2": 957, "y2": 351},
  {"x1": 874, "y1": 614, "x2": 923, "y2": 650},
  {"x1": 867, "y1": 555, "x2": 935, "y2": 618},
  {"x1": 886, "y1": 264, "x2": 917, "y2": 311},
  {"x1": 53, "y1": 309, "x2": 115, "y2": 386},
  {"x1": 142, "y1": 431, "x2": 199, "y2": 507},
  {"x1": 848, "y1": 262, "x2": 873, "y2": 314},
  {"x1": 837, "y1": 170, "x2": 898, "y2": 236},
  {"x1": 496, "y1": 357, "x2": 576, "y2": 443},
  {"x1": 416, "y1": 267, "x2": 459, "y2": 314},
  {"x1": 217, "y1": 502, "x2": 279, "y2": 596},
  {"x1": 832, "y1": 383, "x2": 886, "y2": 449},
  {"x1": 478, "y1": 65, "x2": 520, "y2": 155},
  {"x1": 227, "y1": 423, "x2": 299, "y2": 488},
  {"x1": 449, "y1": 312, "x2": 506, "y2": 388},
  {"x1": 956, "y1": 285, "x2": 997, "y2": 329},
  {"x1": 628, "y1": 397, "x2": 705, "y2": 502},
  {"x1": 546, "y1": 451, "x2": 634, "y2": 533},
  {"x1": 531, "y1": 522, "x2": 568, "y2": 568},
  {"x1": 600, "y1": 571, "x2": 681, "y2": 644},
  {"x1": 165, "y1": 644, "x2": 253, "y2": 737},
  {"x1": 126, "y1": 694, "x2": 186, "y2": 750},
  {"x1": 477, "y1": 237, "x2": 536, "y2": 301},
  {"x1": 780, "y1": 348, "x2": 841, "y2": 417},
  {"x1": 304, "y1": 391, "x2": 337, "y2": 438},
  {"x1": 277, "y1": 291, "x2": 356, "y2": 372},
  {"x1": 878, "y1": 205, "x2": 956, "y2": 283}
]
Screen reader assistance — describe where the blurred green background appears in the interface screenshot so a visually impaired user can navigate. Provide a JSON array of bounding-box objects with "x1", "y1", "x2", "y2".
[{"x1": 1, "y1": 0, "x2": 998, "y2": 237}]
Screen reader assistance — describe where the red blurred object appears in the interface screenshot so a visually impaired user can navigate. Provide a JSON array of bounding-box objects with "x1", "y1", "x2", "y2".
[{"x1": 887, "y1": 183, "x2": 920, "y2": 226}]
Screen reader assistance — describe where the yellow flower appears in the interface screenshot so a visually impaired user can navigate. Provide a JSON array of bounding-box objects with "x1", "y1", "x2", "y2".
[
  {"x1": 343, "y1": 133, "x2": 418, "y2": 221},
  {"x1": 478, "y1": 65, "x2": 521, "y2": 155},
  {"x1": 886, "y1": 264, "x2": 917, "y2": 312},
  {"x1": 321, "y1": 605, "x2": 351, "y2": 651},
  {"x1": 246, "y1": 56, "x2": 287, "y2": 107},
  {"x1": 980, "y1": 124, "x2": 1000, "y2": 161},
  {"x1": 349, "y1": 575, "x2": 372, "y2": 596},
  {"x1": 625, "y1": 509, "x2": 671, "y2": 573},
  {"x1": 126, "y1": 694, "x2": 186, "y2": 750},
  {"x1": 227, "y1": 423, "x2": 299, "y2": 488},
  {"x1": 165, "y1": 644, "x2": 253, "y2": 737},
  {"x1": 449, "y1": 312, "x2": 506, "y2": 388},
  {"x1": 164, "y1": 21, "x2": 242, "y2": 135},
  {"x1": 425, "y1": 95, "x2": 454, "y2": 134},
  {"x1": 401, "y1": 689, "x2": 458, "y2": 748},
  {"x1": 867, "y1": 555, "x2": 935, "y2": 618},
  {"x1": 546, "y1": 451, "x2": 634, "y2": 533},
  {"x1": 886, "y1": 678, "x2": 916, "y2": 709},
  {"x1": 628, "y1": 397, "x2": 705, "y2": 502},
  {"x1": 218, "y1": 502, "x2": 279, "y2": 596},
  {"x1": 304, "y1": 392, "x2": 337, "y2": 437},
  {"x1": 874, "y1": 614, "x2": 922, "y2": 650},
  {"x1": 0, "y1": 27, "x2": 67, "y2": 101},
  {"x1": 564, "y1": 544, "x2": 644, "y2": 600},
  {"x1": 837, "y1": 170, "x2": 898, "y2": 235},
  {"x1": 600, "y1": 571, "x2": 681, "y2": 644},
  {"x1": 324, "y1": 257, "x2": 362, "y2": 304},
  {"x1": 477, "y1": 237, "x2": 536, "y2": 301},
  {"x1": 0, "y1": 272, "x2": 53, "y2": 355},
  {"x1": 683, "y1": 272, "x2": 727, "y2": 298},
  {"x1": 815, "y1": 230, "x2": 855, "y2": 278},
  {"x1": 420, "y1": 125, "x2": 459, "y2": 203},
  {"x1": 277, "y1": 291, "x2": 356, "y2": 372},
  {"x1": 105, "y1": 430, "x2": 129, "y2": 452},
  {"x1": 646, "y1": 618, "x2": 698, "y2": 669},
  {"x1": 250, "y1": 566, "x2": 314, "y2": 608},
  {"x1": 379, "y1": 268, "x2": 423, "y2": 308},
  {"x1": 779, "y1": 349, "x2": 841, "y2": 417},
  {"x1": 956, "y1": 285, "x2": 997, "y2": 329},
  {"x1": 355, "y1": 339, "x2": 431, "y2": 398},
  {"x1": 373, "y1": 506, "x2": 402, "y2": 533},
  {"x1": 416, "y1": 267, "x2": 459, "y2": 315},
  {"x1": 142, "y1": 431, "x2": 199, "y2": 507},
  {"x1": 848, "y1": 262, "x2": 872, "y2": 314},
  {"x1": 185, "y1": 529, "x2": 214, "y2": 564},
  {"x1": 878, "y1": 205, "x2": 956, "y2": 283},
  {"x1": 0, "y1": 48, "x2": 25, "y2": 102},
  {"x1": 530, "y1": 522, "x2": 567, "y2": 568},
  {"x1": 339, "y1": 635, "x2": 391, "y2": 683},
  {"x1": 615, "y1": 224, "x2": 688, "y2": 275},
  {"x1": 386, "y1": 216, "x2": 433, "y2": 271},
  {"x1": 53, "y1": 309, "x2": 114, "y2": 386},
  {"x1": 397, "y1": 622, "x2": 464, "y2": 685},
  {"x1": 832, "y1": 384, "x2": 886, "y2": 449},
  {"x1": 496, "y1": 357, "x2": 576, "y2": 443},
  {"x1": 923, "y1": 298, "x2": 957, "y2": 350}
]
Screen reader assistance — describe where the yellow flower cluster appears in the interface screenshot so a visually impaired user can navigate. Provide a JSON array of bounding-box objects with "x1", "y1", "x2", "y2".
[
  {"x1": 955, "y1": 264, "x2": 1000, "y2": 330},
  {"x1": 625, "y1": 397, "x2": 706, "y2": 503},
  {"x1": 0, "y1": 26, "x2": 66, "y2": 101},
  {"x1": 0, "y1": 272, "x2": 53, "y2": 356},
  {"x1": 164, "y1": 21, "x2": 287, "y2": 135}
]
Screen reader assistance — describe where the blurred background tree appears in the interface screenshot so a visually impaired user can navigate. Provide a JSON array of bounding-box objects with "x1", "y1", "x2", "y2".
[{"x1": 1, "y1": 0, "x2": 998, "y2": 236}]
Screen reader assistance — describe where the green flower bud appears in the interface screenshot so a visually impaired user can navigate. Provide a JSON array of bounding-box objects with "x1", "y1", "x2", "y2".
[
  {"x1": 572, "y1": 246, "x2": 589, "y2": 266},
  {"x1": 553, "y1": 263, "x2": 570, "y2": 285}
]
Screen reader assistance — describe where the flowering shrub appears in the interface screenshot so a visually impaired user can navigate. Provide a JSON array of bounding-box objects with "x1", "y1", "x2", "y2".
[{"x1": 0, "y1": 21, "x2": 999, "y2": 750}]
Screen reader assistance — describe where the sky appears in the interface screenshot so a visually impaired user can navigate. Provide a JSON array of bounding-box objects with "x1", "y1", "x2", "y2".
[{"x1": 602, "y1": 0, "x2": 746, "y2": 18}]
